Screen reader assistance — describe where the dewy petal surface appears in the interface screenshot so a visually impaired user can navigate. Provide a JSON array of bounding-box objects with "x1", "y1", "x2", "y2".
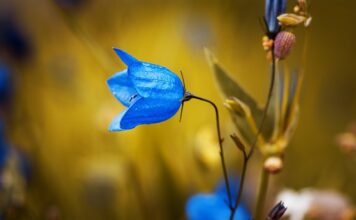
[
  {"x1": 107, "y1": 69, "x2": 139, "y2": 107},
  {"x1": 128, "y1": 62, "x2": 184, "y2": 101},
  {"x1": 117, "y1": 97, "x2": 181, "y2": 130}
]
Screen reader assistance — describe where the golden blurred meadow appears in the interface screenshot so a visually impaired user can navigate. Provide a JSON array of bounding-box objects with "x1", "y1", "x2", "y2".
[{"x1": 1, "y1": 0, "x2": 356, "y2": 219}]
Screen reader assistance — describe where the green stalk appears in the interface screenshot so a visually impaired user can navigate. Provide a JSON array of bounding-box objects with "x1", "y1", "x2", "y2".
[{"x1": 254, "y1": 168, "x2": 270, "y2": 220}]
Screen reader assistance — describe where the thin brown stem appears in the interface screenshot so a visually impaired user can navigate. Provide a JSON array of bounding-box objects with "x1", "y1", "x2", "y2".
[
  {"x1": 229, "y1": 155, "x2": 248, "y2": 220},
  {"x1": 248, "y1": 50, "x2": 276, "y2": 159},
  {"x1": 229, "y1": 48, "x2": 276, "y2": 219},
  {"x1": 187, "y1": 94, "x2": 233, "y2": 209}
]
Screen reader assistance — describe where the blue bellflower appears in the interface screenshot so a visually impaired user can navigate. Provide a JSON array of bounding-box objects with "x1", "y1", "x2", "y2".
[
  {"x1": 0, "y1": 63, "x2": 13, "y2": 105},
  {"x1": 265, "y1": 0, "x2": 287, "y2": 34},
  {"x1": 0, "y1": 17, "x2": 32, "y2": 60},
  {"x1": 186, "y1": 179, "x2": 251, "y2": 220},
  {"x1": 107, "y1": 49, "x2": 184, "y2": 131}
]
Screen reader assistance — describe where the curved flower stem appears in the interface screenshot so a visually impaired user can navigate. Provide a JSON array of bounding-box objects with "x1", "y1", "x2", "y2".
[
  {"x1": 229, "y1": 48, "x2": 277, "y2": 220},
  {"x1": 187, "y1": 94, "x2": 233, "y2": 209}
]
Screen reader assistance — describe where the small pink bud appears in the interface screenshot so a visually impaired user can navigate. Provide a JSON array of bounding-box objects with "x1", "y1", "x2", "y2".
[{"x1": 274, "y1": 31, "x2": 296, "y2": 60}]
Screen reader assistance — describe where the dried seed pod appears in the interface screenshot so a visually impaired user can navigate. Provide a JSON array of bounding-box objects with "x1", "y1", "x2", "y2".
[
  {"x1": 277, "y1": 13, "x2": 306, "y2": 27},
  {"x1": 264, "y1": 156, "x2": 283, "y2": 174},
  {"x1": 274, "y1": 31, "x2": 296, "y2": 60}
]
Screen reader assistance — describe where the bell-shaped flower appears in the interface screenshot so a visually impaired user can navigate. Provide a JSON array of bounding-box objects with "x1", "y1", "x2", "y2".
[
  {"x1": 0, "y1": 63, "x2": 13, "y2": 106},
  {"x1": 107, "y1": 49, "x2": 184, "y2": 131},
  {"x1": 265, "y1": 0, "x2": 287, "y2": 34}
]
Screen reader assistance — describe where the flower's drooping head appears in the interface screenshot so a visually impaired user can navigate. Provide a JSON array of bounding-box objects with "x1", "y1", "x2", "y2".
[
  {"x1": 107, "y1": 49, "x2": 184, "y2": 131},
  {"x1": 265, "y1": 0, "x2": 287, "y2": 35}
]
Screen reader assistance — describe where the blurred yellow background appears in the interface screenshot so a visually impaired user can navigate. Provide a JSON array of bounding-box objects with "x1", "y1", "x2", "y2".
[{"x1": 1, "y1": 0, "x2": 356, "y2": 219}]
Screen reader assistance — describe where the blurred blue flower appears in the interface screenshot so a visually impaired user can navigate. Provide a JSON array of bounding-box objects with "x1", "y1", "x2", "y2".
[
  {"x1": 186, "y1": 179, "x2": 251, "y2": 220},
  {"x1": 0, "y1": 16, "x2": 32, "y2": 60},
  {"x1": 265, "y1": 0, "x2": 287, "y2": 34},
  {"x1": 107, "y1": 49, "x2": 184, "y2": 131},
  {"x1": 0, "y1": 63, "x2": 13, "y2": 106}
]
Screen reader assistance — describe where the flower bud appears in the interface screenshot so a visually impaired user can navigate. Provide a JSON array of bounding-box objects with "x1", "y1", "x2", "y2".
[
  {"x1": 277, "y1": 13, "x2": 306, "y2": 27},
  {"x1": 268, "y1": 201, "x2": 287, "y2": 220},
  {"x1": 264, "y1": 156, "x2": 283, "y2": 174},
  {"x1": 274, "y1": 31, "x2": 296, "y2": 60},
  {"x1": 224, "y1": 97, "x2": 251, "y2": 118},
  {"x1": 265, "y1": 0, "x2": 287, "y2": 33},
  {"x1": 230, "y1": 133, "x2": 246, "y2": 154}
]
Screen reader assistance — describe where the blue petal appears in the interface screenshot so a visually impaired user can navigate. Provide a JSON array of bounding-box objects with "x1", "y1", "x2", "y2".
[
  {"x1": 109, "y1": 97, "x2": 181, "y2": 131},
  {"x1": 265, "y1": 0, "x2": 272, "y2": 26},
  {"x1": 107, "y1": 69, "x2": 140, "y2": 107},
  {"x1": 128, "y1": 62, "x2": 184, "y2": 101},
  {"x1": 269, "y1": 0, "x2": 279, "y2": 32},
  {"x1": 265, "y1": 0, "x2": 287, "y2": 33},
  {"x1": 186, "y1": 193, "x2": 251, "y2": 220},
  {"x1": 109, "y1": 110, "x2": 127, "y2": 131},
  {"x1": 113, "y1": 48, "x2": 140, "y2": 66},
  {"x1": 279, "y1": 0, "x2": 287, "y2": 16}
]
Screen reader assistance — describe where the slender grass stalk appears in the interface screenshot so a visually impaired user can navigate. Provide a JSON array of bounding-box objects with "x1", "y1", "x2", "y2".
[
  {"x1": 254, "y1": 169, "x2": 270, "y2": 220},
  {"x1": 229, "y1": 47, "x2": 276, "y2": 219},
  {"x1": 229, "y1": 155, "x2": 248, "y2": 220},
  {"x1": 247, "y1": 50, "x2": 276, "y2": 160}
]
